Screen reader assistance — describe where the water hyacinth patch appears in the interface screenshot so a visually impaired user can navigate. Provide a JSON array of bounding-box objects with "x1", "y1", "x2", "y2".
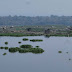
[
  {"x1": 5, "y1": 42, "x2": 8, "y2": 45},
  {"x1": 30, "y1": 39, "x2": 43, "y2": 42},
  {"x1": 22, "y1": 38, "x2": 28, "y2": 41}
]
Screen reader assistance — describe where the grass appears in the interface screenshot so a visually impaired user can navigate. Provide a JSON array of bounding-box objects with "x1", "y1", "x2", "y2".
[
  {"x1": 0, "y1": 33, "x2": 42, "y2": 37},
  {"x1": 30, "y1": 39, "x2": 43, "y2": 42},
  {"x1": 45, "y1": 34, "x2": 72, "y2": 37}
]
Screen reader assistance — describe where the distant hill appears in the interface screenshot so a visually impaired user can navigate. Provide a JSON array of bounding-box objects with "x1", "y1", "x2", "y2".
[{"x1": 0, "y1": 15, "x2": 72, "y2": 26}]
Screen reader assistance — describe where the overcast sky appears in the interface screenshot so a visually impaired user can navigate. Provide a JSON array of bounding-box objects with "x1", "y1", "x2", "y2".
[{"x1": 0, "y1": 0, "x2": 72, "y2": 16}]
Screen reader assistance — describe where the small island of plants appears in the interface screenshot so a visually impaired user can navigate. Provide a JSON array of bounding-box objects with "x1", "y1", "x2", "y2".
[
  {"x1": 9, "y1": 44, "x2": 44, "y2": 54},
  {"x1": 22, "y1": 38, "x2": 28, "y2": 41},
  {"x1": 5, "y1": 42, "x2": 8, "y2": 45},
  {"x1": 30, "y1": 39, "x2": 43, "y2": 42}
]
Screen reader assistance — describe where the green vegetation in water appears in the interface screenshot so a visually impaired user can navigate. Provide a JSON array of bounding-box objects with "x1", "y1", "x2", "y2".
[
  {"x1": 36, "y1": 46, "x2": 39, "y2": 48},
  {"x1": 0, "y1": 47, "x2": 4, "y2": 49},
  {"x1": 19, "y1": 48, "x2": 44, "y2": 54},
  {"x1": 9, "y1": 47, "x2": 44, "y2": 54},
  {"x1": 5, "y1": 42, "x2": 8, "y2": 45},
  {"x1": 20, "y1": 44, "x2": 33, "y2": 48},
  {"x1": 9, "y1": 44, "x2": 44, "y2": 54},
  {"x1": 3, "y1": 53, "x2": 7, "y2": 55},
  {"x1": 0, "y1": 47, "x2": 8, "y2": 50},
  {"x1": 5, "y1": 47, "x2": 8, "y2": 50},
  {"x1": 9, "y1": 48, "x2": 19, "y2": 53},
  {"x1": 22, "y1": 38, "x2": 28, "y2": 41},
  {"x1": 58, "y1": 51, "x2": 62, "y2": 53},
  {"x1": 30, "y1": 39, "x2": 43, "y2": 42},
  {"x1": 18, "y1": 42, "x2": 21, "y2": 44}
]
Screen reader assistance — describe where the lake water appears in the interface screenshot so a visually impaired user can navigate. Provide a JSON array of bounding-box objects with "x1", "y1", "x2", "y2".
[{"x1": 0, "y1": 36, "x2": 72, "y2": 72}]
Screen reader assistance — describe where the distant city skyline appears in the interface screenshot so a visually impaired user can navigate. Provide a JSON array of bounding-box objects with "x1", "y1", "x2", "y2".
[{"x1": 0, "y1": 0, "x2": 72, "y2": 16}]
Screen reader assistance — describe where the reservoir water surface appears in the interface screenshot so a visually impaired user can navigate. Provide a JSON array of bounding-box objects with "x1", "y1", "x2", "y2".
[{"x1": 0, "y1": 36, "x2": 72, "y2": 72}]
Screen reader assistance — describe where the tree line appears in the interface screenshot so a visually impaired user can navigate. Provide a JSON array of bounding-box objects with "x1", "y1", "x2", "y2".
[{"x1": 0, "y1": 15, "x2": 72, "y2": 26}]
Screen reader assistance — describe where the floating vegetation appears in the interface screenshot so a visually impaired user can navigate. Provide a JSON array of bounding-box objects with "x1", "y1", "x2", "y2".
[
  {"x1": 0, "y1": 47, "x2": 4, "y2": 49},
  {"x1": 18, "y1": 42, "x2": 21, "y2": 44},
  {"x1": 0, "y1": 47, "x2": 8, "y2": 50},
  {"x1": 9, "y1": 48, "x2": 19, "y2": 53},
  {"x1": 5, "y1": 47, "x2": 8, "y2": 50},
  {"x1": 58, "y1": 51, "x2": 62, "y2": 53},
  {"x1": 36, "y1": 46, "x2": 39, "y2": 48},
  {"x1": 3, "y1": 53, "x2": 7, "y2": 55},
  {"x1": 0, "y1": 38, "x2": 44, "y2": 55},
  {"x1": 9, "y1": 44, "x2": 44, "y2": 54},
  {"x1": 30, "y1": 39, "x2": 43, "y2": 42},
  {"x1": 20, "y1": 44, "x2": 33, "y2": 48},
  {"x1": 9, "y1": 47, "x2": 44, "y2": 54},
  {"x1": 22, "y1": 38, "x2": 28, "y2": 41},
  {"x1": 5, "y1": 42, "x2": 8, "y2": 45}
]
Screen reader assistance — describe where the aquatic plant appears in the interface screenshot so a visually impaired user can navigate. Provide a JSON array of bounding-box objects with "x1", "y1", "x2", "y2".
[
  {"x1": 30, "y1": 48, "x2": 44, "y2": 54},
  {"x1": 8, "y1": 47, "x2": 44, "y2": 54},
  {"x1": 0, "y1": 47, "x2": 4, "y2": 49},
  {"x1": 9, "y1": 48, "x2": 18, "y2": 53},
  {"x1": 20, "y1": 44, "x2": 33, "y2": 48},
  {"x1": 5, "y1": 42, "x2": 8, "y2": 45},
  {"x1": 22, "y1": 38, "x2": 28, "y2": 41},
  {"x1": 36, "y1": 46, "x2": 39, "y2": 48},
  {"x1": 5, "y1": 47, "x2": 8, "y2": 50},
  {"x1": 58, "y1": 51, "x2": 62, "y2": 53},
  {"x1": 3, "y1": 53, "x2": 7, "y2": 55},
  {"x1": 30, "y1": 39, "x2": 43, "y2": 42},
  {"x1": 18, "y1": 42, "x2": 21, "y2": 44}
]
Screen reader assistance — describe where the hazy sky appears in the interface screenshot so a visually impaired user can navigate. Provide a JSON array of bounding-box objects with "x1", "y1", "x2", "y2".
[{"x1": 0, "y1": 0, "x2": 72, "y2": 16}]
